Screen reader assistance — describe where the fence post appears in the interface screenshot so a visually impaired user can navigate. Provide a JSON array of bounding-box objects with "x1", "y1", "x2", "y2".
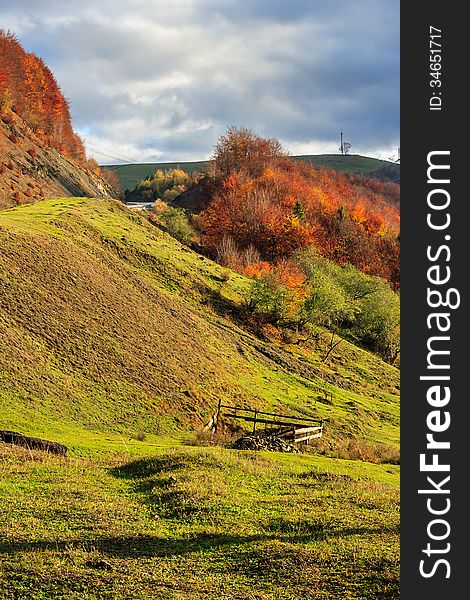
[
  {"x1": 215, "y1": 398, "x2": 222, "y2": 433},
  {"x1": 253, "y1": 409, "x2": 258, "y2": 433}
]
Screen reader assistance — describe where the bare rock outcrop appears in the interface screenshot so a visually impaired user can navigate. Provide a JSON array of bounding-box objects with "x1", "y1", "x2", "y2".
[{"x1": 1, "y1": 110, "x2": 115, "y2": 210}]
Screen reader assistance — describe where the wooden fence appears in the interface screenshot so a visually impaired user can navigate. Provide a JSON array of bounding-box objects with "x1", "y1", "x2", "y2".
[{"x1": 204, "y1": 402, "x2": 324, "y2": 444}]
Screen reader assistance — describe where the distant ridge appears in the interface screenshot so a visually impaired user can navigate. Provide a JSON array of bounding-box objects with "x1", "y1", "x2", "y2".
[{"x1": 107, "y1": 154, "x2": 397, "y2": 191}]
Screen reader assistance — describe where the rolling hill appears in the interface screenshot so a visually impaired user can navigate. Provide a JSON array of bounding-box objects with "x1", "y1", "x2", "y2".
[
  {"x1": 0, "y1": 196, "x2": 399, "y2": 598},
  {"x1": 0, "y1": 197, "x2": 399, "y2": 454},
  {"x1": 108, "y1": 154, "x2": 396, "y2": 192}
]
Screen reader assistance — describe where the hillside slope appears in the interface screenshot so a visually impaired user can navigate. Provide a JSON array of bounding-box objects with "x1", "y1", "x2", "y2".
[
  {"x1": 0, "y1": 197, "x2": 399, "y2": 456},
  {"x1": 0, "y1": 197, "x2": 399, "y2": 598},
  {"x1": 0, "y1": 111, "x2": 114, "y2": 210}
]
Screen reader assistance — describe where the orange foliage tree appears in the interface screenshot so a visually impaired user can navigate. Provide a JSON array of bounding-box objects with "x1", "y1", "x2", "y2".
[
  {"x1": 198, "y1": 128, "x2": 400, "y2": 287},
  {"x1": 0, "y1": 29, "x2": 86, "y2": 162}
]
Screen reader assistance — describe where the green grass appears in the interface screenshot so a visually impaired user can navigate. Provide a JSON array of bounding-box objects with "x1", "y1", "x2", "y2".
[
  {"x1": 295, "y1": 154, "x2": 391, "y2": 174},
  {"x1": 0, "y1": 444, "x2": 399, "y2": 599},
  {"x1": 0, "y1": 197, "x2": 400, "y2": 597},
  {"x1": 108, "y1": 155, "x2": 394, "y2": 191},
  {"x1": 0, "y1": 197, "x2": 399, "y2": 456}
]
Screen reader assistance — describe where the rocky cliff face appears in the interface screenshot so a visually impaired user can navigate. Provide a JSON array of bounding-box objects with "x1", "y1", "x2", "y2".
[{"x1": 0, "y1": 110, "x2": 114, "y2": 210}]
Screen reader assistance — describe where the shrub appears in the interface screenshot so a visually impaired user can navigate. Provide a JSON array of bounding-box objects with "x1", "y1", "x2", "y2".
[
  {"x1": 85, "y1": 158, "x2": 101, "y2": 175},
  {"x1": 312, "y1": 437, "x2": 400, "y2": 464},
  {"x1": 293, "y1": 247, "x2": 400, "y2": 363},
  {"x1": 216, "y1": 236, "x2": 243, "y2": 270},
  {"x1": 27, "y1": 147, "x2": 37, "y2": 159},
  {"x1": 101, "y1": 167, "x2": 122, "y2": 197},
  {"x1": 245, "y1": 274, "x2": 290, "y2": 324},
  {"x1": 152, "y1": 199, "x2": 168, "y2": 215},
  {"x1": 159, "y1": 206, "x2": 196, "y2": 244}
]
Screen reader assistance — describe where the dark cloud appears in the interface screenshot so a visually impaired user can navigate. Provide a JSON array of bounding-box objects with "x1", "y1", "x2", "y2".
[{"x1": 1, "y1": 0, "x2": 399, "y2": 163}]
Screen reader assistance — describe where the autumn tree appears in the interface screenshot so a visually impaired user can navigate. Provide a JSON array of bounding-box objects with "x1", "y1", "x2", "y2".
[
  {"x1": 213, "y1": 126, "x2": 285, "y2": 179},
  {"x1": 0, "y1": 28, "x2": 86, "y2": 162},
  {"x1": 198, "y1": 127, "x2": 400, "y2": 287}
]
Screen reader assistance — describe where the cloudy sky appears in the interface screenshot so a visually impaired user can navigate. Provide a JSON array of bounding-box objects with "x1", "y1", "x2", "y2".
[{"x1": 3, "y1": 0, "x2": 399, "y2": 165}]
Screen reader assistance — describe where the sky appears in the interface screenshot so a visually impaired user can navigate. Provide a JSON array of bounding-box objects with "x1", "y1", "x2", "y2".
[{"x1": 2, "y1": 0, "x2": 400, "y2": 165}]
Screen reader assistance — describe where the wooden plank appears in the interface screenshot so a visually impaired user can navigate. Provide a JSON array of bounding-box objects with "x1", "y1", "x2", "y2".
[
  {"x1": 220, "y1": 405, "x2": 322, "y2": 425},
  {"x1": 282, "y1": 427, "x2": 322, "y2": 440},
  {"x1": 224, "y1": 414, "x2": 319, "y2": 429},
  {"x1": 294, "y1": 432, "x2": 323, "y2": 443},
  {"x1": 292, "y1": 426, "x2": 323, "y2": 435}
]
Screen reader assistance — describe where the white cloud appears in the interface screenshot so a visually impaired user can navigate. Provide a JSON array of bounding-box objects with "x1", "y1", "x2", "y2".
[{"x1": 2, "y1": 0, "x2": 399, "y2": 164}]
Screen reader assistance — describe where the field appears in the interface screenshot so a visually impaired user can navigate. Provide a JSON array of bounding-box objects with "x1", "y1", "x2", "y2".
[
  {"x1": 0, "y1": 444, "x2": 398, "y2": 599},
  {"x1": 107, "y1": 155, "x2": 393, "y2": 192},
  {"x1": 0, "y1": 198, "x2": 399, "y2": 598}
]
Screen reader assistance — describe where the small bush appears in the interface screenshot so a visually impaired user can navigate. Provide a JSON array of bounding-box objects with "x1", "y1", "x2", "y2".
[
  {"x1": 159, "y1": 206, "x2": 196, "y2": 244},
  {"x1": 85, "y1": 158, "x2": 101, "y2": 175},
  {"x1": 186, "y1": 430, "x2": 239, "y2": 448},
  {"x1": 8, "y1": 133, "x2": 19, "y2": 144},
  {"x1": 27, "y1": 147, "x2": 37, "y2": 159},
  {"x1": 244, "y1": 274, "x2": 290, "y2": 324},
  {"x1": 152, "y1": 199, "x2": 168, "y2": 215},
  {"x1": 216, "y1": 236, "x2": 243, "y2": 270},
  {"x1": 101, "y1": 167, "x2": 122, "y2": 196}
]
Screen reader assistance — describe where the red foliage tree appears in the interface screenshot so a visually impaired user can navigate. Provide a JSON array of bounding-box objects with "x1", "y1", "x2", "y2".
[
  {"x1": 0, "y1": 28, "x2": 86, "y2": 162},
  {"x1": 199, "y1": 128, "x2": 400, "y2": 287}
]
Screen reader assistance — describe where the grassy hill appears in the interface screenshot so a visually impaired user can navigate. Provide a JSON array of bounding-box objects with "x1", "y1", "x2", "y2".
[
  {"x1": 108, "y1": 161, "x2": 209, "y2": 192},
  {"x1": 108, "y1": 155, "x2": 394, "y2": 192},
  {"x1": 0, "y1": 197, "x2": 399, "y2": 454},
  {"x1": 0, "y1": 197, "x2": 399, "y2": 598}
]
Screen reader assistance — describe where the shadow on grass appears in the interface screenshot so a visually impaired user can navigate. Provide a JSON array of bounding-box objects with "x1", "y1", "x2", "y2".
[
  {"x1": 0, "y1": 533, "x2": 265, "y2": 558},
  {"x1": 0, "y1": 521, "x2": 398, "y2": 559},
  {"x1": 110, "y1": 454, "x2": 218, "y2": 480},
  {"x1": 263, "y1": 517, "x2": 399, "y2": 542}
]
